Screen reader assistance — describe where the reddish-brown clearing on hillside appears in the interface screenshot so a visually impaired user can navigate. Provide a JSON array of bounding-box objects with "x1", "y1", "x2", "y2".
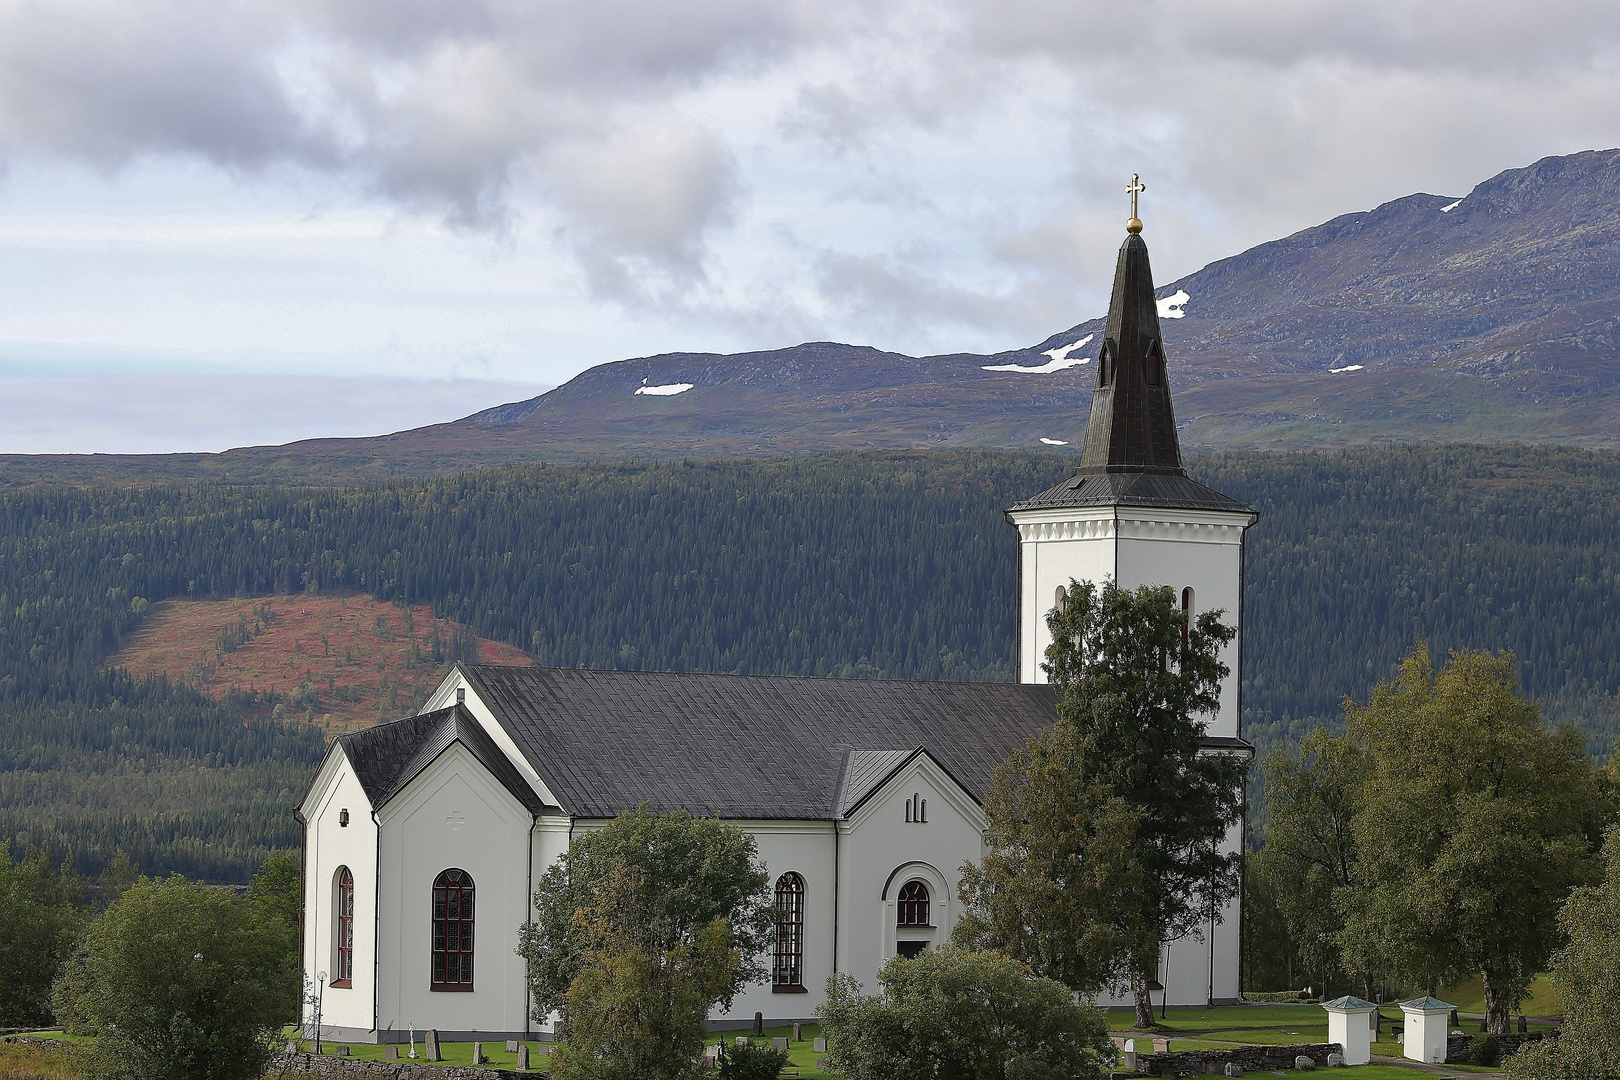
[{"x1": 108, "y1": 594, "x2": 531, "y2": 733}]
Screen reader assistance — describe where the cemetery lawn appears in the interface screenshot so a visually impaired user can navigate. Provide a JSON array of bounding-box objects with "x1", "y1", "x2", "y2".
[
  {"x1": 277, "y1": 1032, "x2": 547, "y2": 1071},
  {"x1": 1440, "y1": 975, "x2": 1563, "y2": 1019},
  {"x1": 1106, "y1": 1003, "x2": 1556, "y2": 1056},
  {"x1": 703, "y1": 1025, "x2": 831, "y2": 1079}
]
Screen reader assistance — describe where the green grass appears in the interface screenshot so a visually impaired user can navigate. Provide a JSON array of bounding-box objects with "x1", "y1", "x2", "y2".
[
  {"x1": 278, "y1": 1034, "x2": 551, "y2": 1071},
  {"x1": 703, "y1": 1025, "x2": 831, "y2": 1079},
  {"x1": 1438, "y1": 975, "x2": 1563, "y2": 1019}
]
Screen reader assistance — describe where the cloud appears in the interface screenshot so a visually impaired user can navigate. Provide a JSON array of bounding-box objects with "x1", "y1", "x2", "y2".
[{"x1": 0, "y1": 0, "x2": 1617, "y2": 354}]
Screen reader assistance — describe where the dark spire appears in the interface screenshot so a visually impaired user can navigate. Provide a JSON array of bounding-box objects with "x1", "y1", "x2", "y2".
[{"x1": 1076, "y1": 230, "x2": 1184, "y2": 475}]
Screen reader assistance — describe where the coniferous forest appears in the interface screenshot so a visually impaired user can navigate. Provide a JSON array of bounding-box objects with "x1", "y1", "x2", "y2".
[{"x1": 2, "y1": 443, "x2": 1617, "y2": 880}]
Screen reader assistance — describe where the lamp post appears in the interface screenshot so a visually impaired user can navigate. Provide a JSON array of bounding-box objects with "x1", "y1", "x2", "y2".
[{"x1": 315, "y1": 971, "x2": 327, "y2": 1055}]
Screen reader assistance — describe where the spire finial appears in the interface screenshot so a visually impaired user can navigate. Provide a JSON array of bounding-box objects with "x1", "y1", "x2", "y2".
[{"x1": 1125, "y1": 173, "x2": 1145, "y2": 234}]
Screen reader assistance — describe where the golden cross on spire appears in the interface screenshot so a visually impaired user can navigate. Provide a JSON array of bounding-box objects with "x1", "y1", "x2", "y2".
[{"x1": 1126, "y1": 172, "x2": 1145, "y2": 234}]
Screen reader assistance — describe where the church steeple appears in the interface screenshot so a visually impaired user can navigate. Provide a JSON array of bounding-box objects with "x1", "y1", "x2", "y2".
[{"x1": 1076, "y1": 193, "x2": 1184, "y2": 476}]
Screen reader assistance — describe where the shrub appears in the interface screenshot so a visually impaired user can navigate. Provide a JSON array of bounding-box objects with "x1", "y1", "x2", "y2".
[
  {"x1": 51, "y1": 875, "x2": 297, "y2": 1080},
  {"x1": 1471, "y1": 1034, "x2": 1501, "y2": 1066},
  {"x1": 717, "y1": 1042, "x2": 788, "y2": 1080},
  {"x1": 819, "y1": 945, "x2": 1113, "y2": 1080}
]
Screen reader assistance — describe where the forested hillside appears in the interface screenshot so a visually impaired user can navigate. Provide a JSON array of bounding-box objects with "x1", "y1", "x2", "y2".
[{"x1": 3, "y1": 444, "x2": 1617, "y2": 879}]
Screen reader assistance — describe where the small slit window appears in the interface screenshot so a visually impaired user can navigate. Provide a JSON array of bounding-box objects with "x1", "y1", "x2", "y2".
[
  {"x1": 333, "y1": 867, "x2": 354, "y2": 987},
  {"x1": 773, "y1": 873, "x2": 805, "y2": 988},
  {"x1": 1181, "y1": 587, "x2": 1194, "y2": 649},
  {"x1": 431, "y1": 869, "x2": 475, "y2": 991},
  {"x1": 897, "y1": 881, "x2": 930, "y2": 927}
]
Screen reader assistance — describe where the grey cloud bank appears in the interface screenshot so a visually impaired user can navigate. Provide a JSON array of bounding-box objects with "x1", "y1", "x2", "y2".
[{"x1": 0, "y1": 0, "x2": 1616, "y2": 452}]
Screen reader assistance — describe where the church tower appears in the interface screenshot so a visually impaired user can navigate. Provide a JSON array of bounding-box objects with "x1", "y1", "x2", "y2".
[{"x1": 1006, "y1": 190, "x2": 1255, "y2": 742}]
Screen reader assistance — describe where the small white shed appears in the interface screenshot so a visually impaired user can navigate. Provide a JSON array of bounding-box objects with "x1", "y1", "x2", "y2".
[
  {"x1": 1321, "y1": 995, "x2": 1377, "y2": 1065},
  {"x1": 1400, "y1": 996, "x2": 1454, "y2": 1064}
]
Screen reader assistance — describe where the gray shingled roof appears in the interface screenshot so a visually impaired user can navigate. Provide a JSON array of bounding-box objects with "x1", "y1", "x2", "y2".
[
  {"x1": 462, "y1": 666, "x2": 1064, "y2": 820},
  {"x1": 1009, "y1": 470, "x2": 1253, "y2": 514},
  {"x1": 835, "y1": 748, "x2": 922, "y2": 818},
  {"x1": 337, "y1": 704, "x2": 554, "y2": 815}
]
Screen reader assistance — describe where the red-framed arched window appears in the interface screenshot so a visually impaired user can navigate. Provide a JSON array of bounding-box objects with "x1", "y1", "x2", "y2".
[
  {"x1": 897, "y1": 880, "x2": 930, "y2": 927},
  {"x1": 333, "y1": 867, "x2": 354, "y2": 987},
  {"x1": 773, "y1": 873, "x2": 805, "y2": 989},
  {"x1": 431, "y1": 869, "x2": 475, "y2": 991}
]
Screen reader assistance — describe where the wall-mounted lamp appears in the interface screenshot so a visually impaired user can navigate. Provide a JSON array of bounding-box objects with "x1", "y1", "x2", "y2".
[{"x1": 339, "y1": 809, "x2": 350, "y2": 827}]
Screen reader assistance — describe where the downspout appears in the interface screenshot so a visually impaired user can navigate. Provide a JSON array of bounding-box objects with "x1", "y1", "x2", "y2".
[
  {"x1": 831, "y1": 819, "x2": 841, "y2": 977},
  {"x1": 526, "y1": 817, "x2": 536, "y2": 1039},
  {"x1": 1236, "y1": 510, "x2": 1258, "y2": 999},
  {"x1": 295, "y1": 808, "x2": 307, "y2": 1033},
  {"x1": 372, "y1": 808, "x2": 382, "y2": 1039}
]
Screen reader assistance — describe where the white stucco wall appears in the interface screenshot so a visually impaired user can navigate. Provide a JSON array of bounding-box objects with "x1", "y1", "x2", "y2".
[
  {"x1": 374, "y1": 742, "x2": 535, "y2": 1041},
  {"x1": 1011, "y1": 506, "x2": 1252, "y2": 740},
  {"x1": 300, "y1": 751, "x2": 380, "y2": 1037},
  {"x1": 713, "y1": 821, "x2": 837, "y2": 1026},
  {"x1": 834, "y1": 754, "x2": 984, "y2": 999}
]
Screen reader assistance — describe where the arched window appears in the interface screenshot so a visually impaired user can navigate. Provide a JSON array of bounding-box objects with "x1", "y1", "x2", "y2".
[
  {"x1": 897, "y1": 881, "x2": 930, "y2": 927},
  {"x1": 431, "y1": 869, "x2": 475, "y2": 991},
  {"x1": 773, "y1": 873, "x2": 805, "y2": 989},
  {"x1": 1181, "y1": 587, "x2": 1194, "y2": 649},
  {"x1": 333, "y1": 867, "x2": 354, "y2": 987},
  {"x1": 1054, "y1": 585, "x2": 1067, "y2": 615}
]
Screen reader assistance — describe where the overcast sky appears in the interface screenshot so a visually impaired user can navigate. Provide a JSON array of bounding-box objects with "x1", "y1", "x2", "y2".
[{"x1": 1, "y1": 0, "x2": 1617, "y2": 452}]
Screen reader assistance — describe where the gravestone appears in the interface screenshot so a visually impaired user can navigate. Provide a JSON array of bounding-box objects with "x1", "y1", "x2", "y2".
[
  {"x1": 286, "y1": 1040, "x2": 301, "y2": 1053},
  {"x1": 736, "y1": 1036, "x2": 749, "y2": 1046},
  {"x1": 424, "y1": 1029, "x2": 440, "y2": 1062},
  {"x1": 1224, "y1": 1065, "x2": 1245, "y2": 1077},
  {"x1": 753, "y1": 1012, "x2": 764, "y2": 1036},
  {"x1": 385, "y1": 1046, "x2": 399, "y2": 1060},
  {"x1": 1450, "y1": 1009, "x2": 1460, "y2": 1028},
  {"x1": 773, "y1": 1037, "x2": 789, "y2": 1051},
  {"x1": 813, "y1": 1037, "x2": 827, "y2": 1053},
  {"x1": 334, "y1": 1046, "x2": 350, "y2": 1056},
  {"x1": 517, "y1": 1045, "x2": 530, "y2": 1071},
  {"x1": 473, "y1": 1041, "x2": 485, "y2": 1064},
  {"x1": 792, "y1": 1023, "x2": 801, "y2": 1042},
  {"x1": 1327, "y1": 1052, "x2": 1344, "y2": 1066},
  {"x1": 1122, "y1": 1039, "x2": 1136, "y2": 1069},
  {"x1": 1294, "y1": 1055, "x2": 1315, "y2": 1069},
  {"x1": 507, "y1": 1040, "x2": 520, "y2": 1052},
  {"x1": 1519, "y1": 1015, "x2": 1529, "y2": 1034},
  {"x1": 1152, "y1": 1037, "x2": 1169, "y2": 1053}
]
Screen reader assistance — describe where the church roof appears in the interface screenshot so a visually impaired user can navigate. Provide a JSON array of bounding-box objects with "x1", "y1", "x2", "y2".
[
  {"x1": 459, "y1": 665, "x2": 1062, "y2": 820},
  {"x1": 336, "y1": 703, "x2": 554, "y2": 815},
  {"x1": 1007, "y1": 470, "x2": 1252, "y2": 515}
]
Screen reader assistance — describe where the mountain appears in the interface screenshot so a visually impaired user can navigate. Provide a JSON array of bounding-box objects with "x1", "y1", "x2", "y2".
[{"x1": 2, "y1": 149, "x2": 1616, "y2": 485}]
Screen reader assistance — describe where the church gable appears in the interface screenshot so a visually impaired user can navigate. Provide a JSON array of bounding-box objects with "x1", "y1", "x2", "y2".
[{"x1": 337, "y1": 703, "x2": 554, "y2": 816}]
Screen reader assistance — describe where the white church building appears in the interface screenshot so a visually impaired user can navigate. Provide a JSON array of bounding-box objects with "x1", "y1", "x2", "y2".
[{"x1": 296, "y1": 216, "x2": 1257, "y2": 1043}]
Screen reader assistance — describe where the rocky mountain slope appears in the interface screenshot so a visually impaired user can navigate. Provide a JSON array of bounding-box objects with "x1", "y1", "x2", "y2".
[{"x1": 3, "y1": 149, "x2": 1616, "y2": 483}]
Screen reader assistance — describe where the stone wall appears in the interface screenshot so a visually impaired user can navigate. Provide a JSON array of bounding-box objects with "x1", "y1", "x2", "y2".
[
  {"x1": 271, "y1": 1051, "x2": 543, "y2": 1079},
  {"x1": 1444, "y1": 1030, "x2": 1558, "y2": 1065},
  {"x1": 1135, "y1": 1041, "x2": 1341, "y2": 1075}
]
